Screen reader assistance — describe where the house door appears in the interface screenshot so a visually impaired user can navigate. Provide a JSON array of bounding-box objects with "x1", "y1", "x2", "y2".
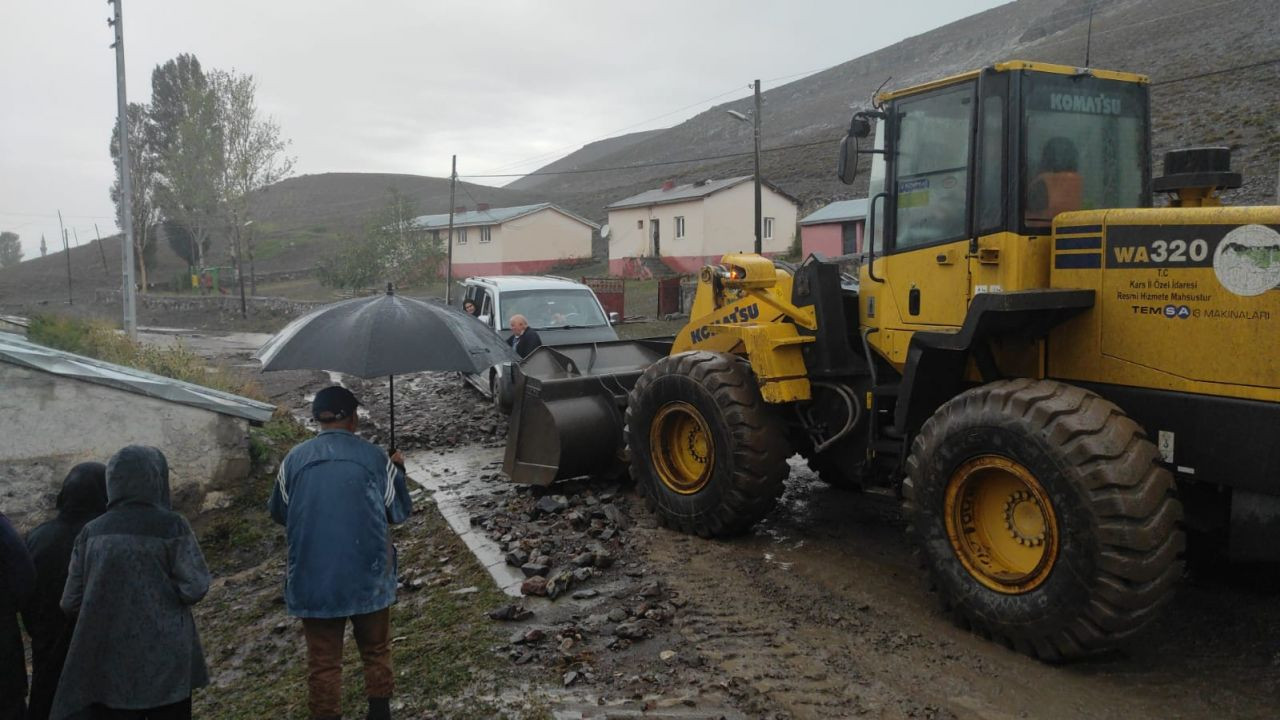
[{"x1": 650, "y1": 219, "x2": 661, "y2": 256}]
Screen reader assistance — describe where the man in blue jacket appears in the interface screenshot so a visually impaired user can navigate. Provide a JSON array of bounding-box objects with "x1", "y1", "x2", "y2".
[{"x1": 270, "y1": 386, "x2": 412, "y2": 720}]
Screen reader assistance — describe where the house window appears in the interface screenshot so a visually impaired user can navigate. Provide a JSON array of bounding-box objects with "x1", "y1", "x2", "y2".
[
  {"x1": 675, "y1": 216, "x2": 685, "y2": 239},
  {"x1": 763, "y1": 217, "x2": 775, "y2": 240},
  {"x1": 457, "y1": 228, "x2": 468, "y2": 245},
  {"x1": 480, "y1": 226, "x2": 492, "y2": 243},
  {"x1": 431, "y1": 229, "x2": 440, "y2": 244},
  {"x1": 637, "y1": 219, "x2": 644, "y2": 229}
]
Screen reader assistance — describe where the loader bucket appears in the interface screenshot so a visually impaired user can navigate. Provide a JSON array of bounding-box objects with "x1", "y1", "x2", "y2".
[{"x1": 502, "y1": 339, "x2": 672, "y2": 486}]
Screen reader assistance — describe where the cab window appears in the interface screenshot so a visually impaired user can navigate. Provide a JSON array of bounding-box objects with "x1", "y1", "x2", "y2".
[
  {"x1": 1021, "y1": 74, "x2": 1147, "y2": 231},
  {"x1": 892, "y1": 83, "x2": 974, "y2": 250}
]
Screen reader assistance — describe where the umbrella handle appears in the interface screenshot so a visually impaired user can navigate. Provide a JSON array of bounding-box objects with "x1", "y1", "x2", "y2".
[{"x1": 388, "y1": 374, "x2": 396, "y2": 453}]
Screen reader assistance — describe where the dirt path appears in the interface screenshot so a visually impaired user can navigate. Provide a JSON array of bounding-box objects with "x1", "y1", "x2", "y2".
[{"x1": 637, "y1": 461, "x2": 1280, "y2": 719}]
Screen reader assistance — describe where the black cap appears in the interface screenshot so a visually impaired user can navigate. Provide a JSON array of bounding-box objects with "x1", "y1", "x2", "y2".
[{"x1": 312, "y1": 386, "x2": 360, "y2": 422}]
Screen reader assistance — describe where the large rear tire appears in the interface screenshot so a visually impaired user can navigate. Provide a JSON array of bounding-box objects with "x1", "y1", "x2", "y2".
[
  {"x1": 903, "y1": 379, "x2": 1184, "y2": 661},
  {"x1": 626, "y1": 351, "x2": 791, "y2": 537}
]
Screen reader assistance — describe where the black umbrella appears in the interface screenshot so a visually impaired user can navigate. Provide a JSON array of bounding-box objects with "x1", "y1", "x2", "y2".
[{"x1": 256, "y1": 284, "x2": 518, "y2": 448}]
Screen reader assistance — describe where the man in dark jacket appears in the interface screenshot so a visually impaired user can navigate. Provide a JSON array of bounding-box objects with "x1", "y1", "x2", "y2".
[
  {"x1": 508, "y1": 314, "x2": 542, "y2": 358},
  {"x1": 1, "y1": 510, "x2": 36, "y2": 720},
  {"x1": 51, "y1": 446, "x2": 210, "y2": 720},
  {"x1": 22, "y1": 462, "x2": 108, "y2": 720},
  {"x1": 269, "y1": 386, "x2": 412, "y2": 720}
]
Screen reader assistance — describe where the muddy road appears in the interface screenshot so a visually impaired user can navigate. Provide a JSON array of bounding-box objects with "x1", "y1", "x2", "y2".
[{"x1": 638, "y1": 463, "x2": 1280, "y2": 719}]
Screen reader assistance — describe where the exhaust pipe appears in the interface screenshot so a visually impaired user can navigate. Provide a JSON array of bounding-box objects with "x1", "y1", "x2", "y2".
[{"x1": 502, "y1": 340, "x2": 671, "y2": 486}]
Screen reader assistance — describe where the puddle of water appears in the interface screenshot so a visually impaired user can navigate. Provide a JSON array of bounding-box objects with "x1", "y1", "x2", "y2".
[{"x1": 403, "y1": 446, "x2": 528, "y2": 596}]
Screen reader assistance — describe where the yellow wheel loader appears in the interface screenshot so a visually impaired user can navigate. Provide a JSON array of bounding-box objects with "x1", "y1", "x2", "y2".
[{"x1": 502, "y1": 60, "x2": 1280, "y2": 660}]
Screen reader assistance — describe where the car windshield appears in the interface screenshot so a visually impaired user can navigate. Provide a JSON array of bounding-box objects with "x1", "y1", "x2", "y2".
[{"x1": 502, "y1": 289, "x2": 608, "y2": 330}]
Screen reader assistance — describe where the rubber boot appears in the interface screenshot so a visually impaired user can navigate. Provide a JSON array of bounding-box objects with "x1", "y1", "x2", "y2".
[{"x1": 366, "y1": 697, "x2": 391, "y2": 720}]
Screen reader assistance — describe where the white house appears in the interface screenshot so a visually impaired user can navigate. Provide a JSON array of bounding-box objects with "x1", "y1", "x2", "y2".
[
  {"x1": 605, "y1": 176, "x2": 799, "y2": 276},
  {"x1": 412, "y1": 203, "x2": 598, "y2": 277}
]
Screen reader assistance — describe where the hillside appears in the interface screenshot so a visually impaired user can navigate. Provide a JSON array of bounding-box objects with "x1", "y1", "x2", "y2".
[
  {"x1": 0, "y1": 172, "x2": 539, "y2": 308},
  {"x1": 526, "y1": 0, "x2": 1280, "y2": 222},
  {"x1": 506, "y1": 129, "x2": 666, "y2": 193}
]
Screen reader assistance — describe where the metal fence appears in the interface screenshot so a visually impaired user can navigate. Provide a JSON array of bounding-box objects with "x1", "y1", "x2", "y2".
[{"x1": 581, "y1": 276, "x2": 625, "y2": 318}]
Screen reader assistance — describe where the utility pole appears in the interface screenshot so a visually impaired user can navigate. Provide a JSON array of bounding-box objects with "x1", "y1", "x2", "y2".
[
  {"x1": 1084, "y1": 3, "x2": 1095, "y2": 67},
  {"x1": 58, "y1": 212, "x2": 72, "y2": 305},
  {"x1": 245, "y1": 220, "x2": 257, "y2": 295},
  {"x1": 236, "y1": 229, "x2": 247, "y2": 318},
  {"x1": 94, "y1": 224, "x2": 109, "y2": 274},
  {"x1": 752, "y1": 78, "x2": 763, "y2": 255},
  {"x1": 109, "y1": 0, "x2": 137, "y2": 338},
  {"x1": 445, "y1": 154, "x2": 457, "y2": 304}
]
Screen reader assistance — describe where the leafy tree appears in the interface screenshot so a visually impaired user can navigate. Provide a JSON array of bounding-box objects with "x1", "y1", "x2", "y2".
[
  {"x1": 210, "y1": 68, "x2": 294, "y2": 295},
  {"x1": 0, "y1": 231, "x2": 21, "y2": 267},
  {"x1": 316, "y1": 190, "x2": 443, "y2": 290},
  {"x1": 147, "y1": 54, "x2": 224, "y2": 269},
  {"x1": 110, "y1": 101, "x2": 162, "y2": 291}
]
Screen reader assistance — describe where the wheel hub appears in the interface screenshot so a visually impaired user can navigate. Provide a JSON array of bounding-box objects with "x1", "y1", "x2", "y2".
[
  {"x1": 943, "y1": 455, "x2": 1058, "y2": 594},
  {"x1": 650, "y1": 402, "x2": 715, "y2": 495}
]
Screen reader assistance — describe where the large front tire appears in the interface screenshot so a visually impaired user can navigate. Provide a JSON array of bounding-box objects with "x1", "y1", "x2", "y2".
[
  {"x1": 626, "y1": 351, "x2": 791, "y2": 537},
  {"x1": 903, "y1": 379, "x2": 1184, "y2": 661}
]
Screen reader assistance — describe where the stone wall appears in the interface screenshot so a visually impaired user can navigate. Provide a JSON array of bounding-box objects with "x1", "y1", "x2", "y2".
[
  {"x1": 95, "y1": 290, "x2": 324, "y2": 322},
  {"x1": 0, "y1": 363, "x2": 253, "y2": 530}
]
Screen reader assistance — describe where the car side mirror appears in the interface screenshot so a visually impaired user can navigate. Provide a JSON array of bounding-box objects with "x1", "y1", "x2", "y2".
[
  {"x1": 837, "y1": 135, "x2": 859, "y2": 185},
  {"x1": 609, "y1": 311, "x2": 620, "y2": 325}
]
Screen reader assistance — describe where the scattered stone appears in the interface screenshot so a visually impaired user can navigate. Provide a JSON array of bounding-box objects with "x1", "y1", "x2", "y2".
[
  {"x1": 523, "y1": 628, "x2": 545, "y2": 644},
  {"x1": 521, "y1": 575, "x2": 549, "y2": 596},
  {"x1": 572, "y1": 589, "x2": 599, "y2": 600},
  {"x1": 520, "y1": 562, "x2": 550, "y2": 578},
  {"x1": 505, "y1": 549, "x2": 529, "y2": 567},
  {"x1": 563, "y1": 670, "x2": 580, "y2": 687},
  {"x1": 572, "y1": 552, "x2": 596, "y2": 568},
  {"x1": 271, "y1": 621, "x2": 289, "y2": 635},
  {"x1": 487, "y1": 603, "x2": 534, "y2": 621},
  {"x1": 660, "y1": 650, "x2": 677, "y2": 663},
  {"x1": 607, "y1": 608, "x2": 628, "y2": 623},
  {"x1": 638, "y1": 580, "x2": 664, "y2": 598},
  {"x1": 449, "y1": 586, "x2": 479, "y2": 595},
  {"x1": 572, "y1": 567, "x2": 593, "y2": 583},
  {"x1": 602, "y1": 504, "x2": 630, "y2": 528},
  {"x1": 613, "y1": 622, "x2": 648, "y2": 640},
  {"x1": 535, "y1": 495, "x2": 569, "y2": 515},
  {"x1": 546, "y1": 569, "x2": 575, "y2": 599},
  {"x1": 593, "y1": 551, "x2": 615, "y2": 569}
]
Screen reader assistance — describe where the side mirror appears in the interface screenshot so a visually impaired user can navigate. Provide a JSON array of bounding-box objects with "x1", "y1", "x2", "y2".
[
  {"x1": 608, "y1": 311, "x2": 621, "y2": 325},
  {"x1": 837, "y1": 135, "x2": 859, "y2": 185}
]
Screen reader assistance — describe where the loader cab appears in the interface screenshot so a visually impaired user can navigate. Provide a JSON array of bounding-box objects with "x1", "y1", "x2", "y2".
[{"x1": 848, "y1": 62, "x2": 1150, "y2": 354}]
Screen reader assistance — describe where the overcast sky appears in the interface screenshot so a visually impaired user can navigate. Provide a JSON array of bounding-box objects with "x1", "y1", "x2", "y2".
[{"x1": 0, "y1": 0, "x2": 1005, "y2": 260}]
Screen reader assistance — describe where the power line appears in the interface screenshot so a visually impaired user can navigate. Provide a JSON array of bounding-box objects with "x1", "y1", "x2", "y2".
[
  {"x1": 1150, "y1": 57, "x2": 1280, "y2": 87},
  {"x1": 477, "y1": 83, "x2": 752, "y2": 176},
  {"x1": 460, "y1": 137, "x2": 840, "y2": 180}
]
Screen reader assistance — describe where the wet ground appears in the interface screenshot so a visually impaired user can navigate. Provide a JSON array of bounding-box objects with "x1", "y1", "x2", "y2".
[{"x1": 171, "y1": 329, "x2": 1280, "y2": 719}]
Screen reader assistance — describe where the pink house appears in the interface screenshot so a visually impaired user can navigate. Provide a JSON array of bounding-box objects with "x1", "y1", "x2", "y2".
[{"x1": 799, "y1": 198, "x2": 867, "y2": 259}]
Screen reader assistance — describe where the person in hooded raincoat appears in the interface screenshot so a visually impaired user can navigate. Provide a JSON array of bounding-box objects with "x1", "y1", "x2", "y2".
[
  {"x1": 1, "y1": 509, "x2": 36, "y2": 720},
  {"x1": 22, "y1": 462, "x2": 109, "y2": 720},
  {"x1": 51, "y1": 447, "x2": 210, "y2": 720}
]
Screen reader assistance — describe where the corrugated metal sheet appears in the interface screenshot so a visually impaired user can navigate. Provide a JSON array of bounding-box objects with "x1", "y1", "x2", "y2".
[
  {"x1": 800, "y1": 198, "x2": 869, "y2": 226},
  {"x1": 0, "y1": 333, "x2": 275, "y2": 424},
  {"x1": 410, "y1": 203, "x2": 599, "y2": 231}
]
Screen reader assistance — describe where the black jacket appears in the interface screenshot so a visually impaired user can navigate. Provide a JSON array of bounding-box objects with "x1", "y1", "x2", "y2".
[
  {"x1": 511, "y1": 328, "x2": 543, "y2": 358},
  {"x1": 22, "y1": 463, "x2": 107, "y2": 720},
  {"x1": 2, "y1": 510, "x2": 36, "y2": 720}
]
